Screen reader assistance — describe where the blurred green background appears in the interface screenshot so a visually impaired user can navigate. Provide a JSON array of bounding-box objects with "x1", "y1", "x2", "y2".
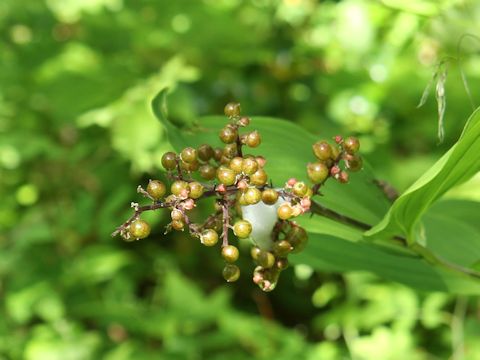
[{"x1": 1, "y1": 0, "x2": 480, "y2": 359}]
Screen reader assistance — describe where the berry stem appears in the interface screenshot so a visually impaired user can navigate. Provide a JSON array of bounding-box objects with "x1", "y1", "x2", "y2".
[{"x1": 221, "y1": 196, "x2": 231, "y2": 247}]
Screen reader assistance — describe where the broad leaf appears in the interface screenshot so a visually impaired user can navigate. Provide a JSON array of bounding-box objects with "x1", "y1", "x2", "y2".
[{"x1": 365, "y1": 107, "x2": 480, "y2": 243}]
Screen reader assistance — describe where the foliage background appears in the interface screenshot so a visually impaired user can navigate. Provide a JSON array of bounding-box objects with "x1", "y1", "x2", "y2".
[{"x1": 1, "y1": 0, "x2": 480, "y2": 359}]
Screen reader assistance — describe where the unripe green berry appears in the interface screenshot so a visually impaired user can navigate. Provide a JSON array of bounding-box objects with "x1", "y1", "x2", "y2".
[
  {"x1": 312, "y1": 141, "x2": 332, "y2": 161},
  {"x1": 219, "y1": 126, "x2": 238, "y2": 144},
  {"x1": 224, "y1": 102, "x2": 241, "y2": 118},
  {"x1": 197, "y1": 144, "x2": 214, "y2": 161},
  {"x1": 199, "y1": 164, "x2": 216, "y2": 180},
  {"x1": 237, "y1": 191, "x2": 248, "y2": 206},
  {"x1": 161, "y1": 152, "x2": 177, "y2": 170},
  {"x1": 307, "y1": 162, "x2": 329, "y2": 183},
  {"x1": 201, "y1": 229, "x2": 219, "y2": 246},
  {"x1": 222, "y1": 264, "x2": 240, "y2": 282},
  {"x1": 287, "y1": 226, "x2": 308, "y2": 253},
  {"x1": 241, "y1": 158, "x2": 258, "y2": 175},
  {"x1": 171, "y1": 209, "x2": 183, "y2": 221},
  {"x1": 171, "y1": 219, "x2": 185, "y2": 231},
  {"x1": 343, "y1": 136, "x2": 360, "y2": 154},
  {"x1": 250, "y1": 168, "x2": 268, "y2": 186},
  {"x1": 129, "y1": 219, "x2": 150, "y2": 239},
  {"x1": 273, "y1": 240, "x2": 293, "y2": 256},
  {"x1": 146, "y1": 180, "x2": 166, "y2": 200},
  {"x1": 180, "y1": 147, "x2": 197, "y2": 163},
  {"x1": 277, "y1": 203, "x2": 293, "y2": 220},
  {"x1": 345, "y1": 155, "x2": 363, "y2": 172},
  {"x1": 216, "y1": 166, "x2": 236, "y2": 186},
  {"x1": 229, "y1": 157, "x2": 244, "y2": 174},
  {"x1": 222, "y1": 245, "x2": 239, "y2": 263},
  {"x1": 171, "y1": 180, "x2": 189, "y2": 196},
  {"x1": 244, "y1": 187, "x2": 261, "y2": 205},
  {"x1": 213, "y1": 148, "x2": 223, "y2": 162},
  {"x1": 188, "y1": 182, "x2": 204, "y2": 199},
  {"x1": 246, "y1": 130, "x2": 261, "y2": 148},
  {"x1": 257, "y1": 251, "x2": 275, "y2": 268},
  {"x1": 251, "y1": 246, "x2": 261, "y2": 260},
  {"x1": 180, "y1": 160, "x2": 199, "y2": 172},
  {"x1": 223, "y1": 143, "x2": 238, "y2": 158},
  {"x1": 261, "y1": 189, "x2": 279, "y2": 205},
  {"x1": 233, "y1": 220, "x2": 252, "y2": 239},
  {"x1": 275, "y1": 258, "x2": 289, "y2": 271},
  {"x1": 292, "y1": 182, "x2": 309, "y2": 197}
]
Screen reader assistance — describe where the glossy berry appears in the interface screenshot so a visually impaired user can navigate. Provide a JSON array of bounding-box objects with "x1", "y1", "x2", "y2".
[
  {"x1": 213, "y1": 148, "x2": 223, "y2": 162},
  {"x1": 224, "y1": 102, "x2": 241, "y2": 118},
  {"x1": 250, "y1": 246, "x2": 261, "y2": 260},
  {"x1": 199, "y1": 164, "x2": 216, "y2": 180},
  {"x1": 292, "y1": 181, "x2": 309, "y2": 197},
  {"x1": 161, "y1": 152, "x2": 177, "y2": 170},
  {"x1": 223, "y1": 264, "x2": 240, "y2": 282},
  {"x1": 277, "y1": 203, "x2": 293, "y2": 220},
  {"x1": 222, "y1": 245, "x2": 239, "y2": 263},
  {"x1": 307, "y1": 162, "x2": 329, "y2": 183},
  {"x1": 233, "y1": 220, "x2": 252, "y2": 239},
  {"x1": 255, "y1": 156, "x2": 267, "y2": 168},
  {"x1": 188, "y1": 182, "x2": 204, "y2": 199},
  {"x1": 146, "y1": 180, "x2": 166, "y2": 200},
  {"x1": 244, "y1": 187, "x2": 261, "y2": 205},
  {"x1": 273, "y1": 240, "x2": 293, "y2": 256},
  {"x1": 250, "y1": 168, "x2": 267, "y2": 186},
  {"x1": 181, "y1": 147, "x2": 197, "y2": 163},
  {"x1": 261, "y1": 189, "x2": 279, "y2": 205},
  {"x1": 312, "y1": 141, "x2": 332, "y2": 161},
  {"x1": 287, "y1": 226, "x2": 308, "y2": 253},
  {"x1": 201, "y1": 229, "x2": 219, "y2": 246},
  {"x1": 229, "y1": 157, "x2": 244, "y2": 174},
  {"x1": 275, "y1": 258, "x2": 289, "y2": 271},
  {"x1": 237, "y1": 191, "x2": 248, "y2": 206},
  {"x1": 241, "y1": 158, "x2": 258, "y2": 175},
  {"x1": 257, "y1": 251, "x2": 275, "y2": 268},
  {"x1": 345, "y1": 155, "x2": 363, "y2": 172},
  {"x1": 129, "y1": 219, "x2": 150, "y2": 239},
  {"x1": 219, "y1": 126, "x2": 238, "y2": 144},
  {"x1": 180, "y1": 160, "x2": 199, "y2": 172},
  {"x1": 217, "y1": 166, "x2": 236, "y2": 186},
  {"x1": 171, "y1": 180, "x2": 189, "y2": 196},
  {"x1": 343, "y1": 136, "x2": 360, "y2": 154},
  {"x1": 197, "y1": 144, "x2": 214, "y2": 161},
  {"x1": 223, "y1": 143, "x2": 238, "y2": 158},
  {"x1": 246, "y1": 131, "x2": 261, "y2": 148},
  {"x1": 171, "y1": 209, "x2": 183, "y2": 221}
]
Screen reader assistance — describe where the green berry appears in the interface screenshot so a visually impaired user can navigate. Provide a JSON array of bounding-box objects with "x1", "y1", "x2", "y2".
[
  {"x1": 171, "y1": 219, "x2": 185, "y2": 231},
  {"x1": 345, "y1": 155, "x2": 363, "y2": 172},
  {"x1": 219, "y1": 126, "x2": 238, "y2": 144},
  {"x1": 223, "y1": 143, "x2": 238, "y2": 158},
  {"x1": 273, "y1": 240, "x2": 293, "y2": 256},
  {"x1": 250, "y1": 168, "x2": 268, "y2": 186},
  {"x1": 275, "y1": 258, "x2": 289, "y2": 271},
  {"x1": 224, "y1": 102, "x2": 241, "y2": 118},
  {"x1": 244, "y1": 187, "x2": 261, "y2": 205},
  {"x1": 222, "y1": 264, "x2": 240, "y2": 282},
  {"x1": 201, "y1": 229, "x2": 219, "y2": 246},
  {"x1": 171, "y1": 209, "x2": 183, "y2": 221},
  {"x1": 161, "y1": 152, "x2": 177, "y2": 170},
  {"x1": 261, "y1": 189, "x2": 279, "y2": 205},
  {"x1": 171, "y1": 180, "x2": 188, "y2": 196},
  {"x1": 188, "y1": 181, "x2": 204, "y2": 199},
  {"x1": 229, "y1": 157, "x2": 244, "y2": 174},
  {"x1": 257, "y1": 251, "x2": 275, "y2": 268},
  {"x1": 343, "y1": 136, "x2": 360, "y2": 154},
  {"x1": 246, "y1": 130, "x2": 261, "y2": 148},
  {"x1": 199, "y1": 164, "x2": 216, "y2": 180},
  {"x1": 180, "y1": 147, "x2": 197, "y2": 163},
  {"x1": 307, "y1": 162, "x2": 329, "y2": 183},
  {"x1": 241, "y1": 158, "x2": 258, "y2": 175},
  {"x1": 292, "y1": 181, "x2": 309, "y2": 197},
  {"x1": 197, "y1": 144, "x2": 214, "y2": 161},
  {"x1": 287, "y1": 226, "x2": 308, "y2": 253},
  {"x1": 216, "y1": 166, "x2": 236, "y2": 186},
  {"x1": 233, "y1": 220, "x2": 252, "y2": 239},
  {"x1": 312, "y1": 141, "x2": 332, "y2": 161},
  {"x1": 180, "y1": 160, "x2": 199, "y2": 172},
  {"x1": 129, "y1": 219, "x2": 150, "y2": 239},
  {"x1": 146, "y1": 180, "x2": 166, "y2": 200},
  {"x1": 213, "y1": 148, "x2": 223, "y2": 162},
  {"x1": 277, "y1": 203, "x2": 293, "y2": 220},
  {"x1": 222, "y1": 245, "x2": 239, "y2": 263},
  {"x1": 251, "y1": 246, "x2": 261, "y2": 260}
]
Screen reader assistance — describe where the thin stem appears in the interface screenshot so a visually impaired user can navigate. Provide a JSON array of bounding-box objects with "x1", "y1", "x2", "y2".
[{"x1": 221, "y1": 196, "x2": 230, "y2": 247}]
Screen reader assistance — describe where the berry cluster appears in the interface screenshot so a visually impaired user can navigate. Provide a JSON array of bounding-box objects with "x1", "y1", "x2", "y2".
[{"x1": 112, "y1": 103, "x2": 362, "y2": 292}]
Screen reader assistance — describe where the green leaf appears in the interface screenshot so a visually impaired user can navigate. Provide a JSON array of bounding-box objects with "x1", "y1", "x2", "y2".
[{"x1": 365, "y1": 107, "x2": 480, "y2": 243}]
